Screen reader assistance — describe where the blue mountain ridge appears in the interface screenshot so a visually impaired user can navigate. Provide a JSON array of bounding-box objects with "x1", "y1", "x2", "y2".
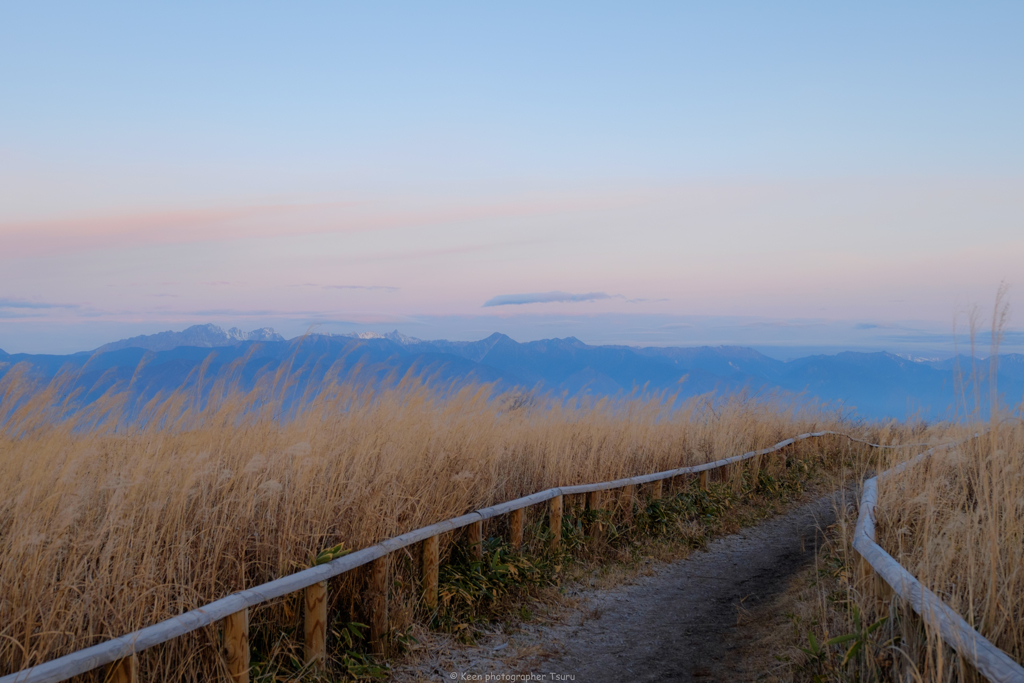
[{"x1": 1, "y1": 326, "x2": 1020, "y2": 421}]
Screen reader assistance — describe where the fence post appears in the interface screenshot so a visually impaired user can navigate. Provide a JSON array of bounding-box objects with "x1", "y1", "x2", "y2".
[
  {"x1": 304, "y1": 581, "x2": 327, "y2": 666},
  {"x1": 369, "y1": 555, "x2": 388, "y2": 655},
  {"x1": 856, "y1": 551, "x2": 872, "y2": 588},
  {"x1": 222, "y1": 608, "x2": 250, "y2": 683},
  {"x1": 548, "y1": 495, "x2": 563, "y2": 551},
  {"x1": 468, "y1": 520, "x2": 484, "y2": 560},
  {"x1": 621, "y1": 484, "x2": 635, "y2": 523},
  {"x1": 509, "y1": 508, "x2": 524, "y2": 550},
  {"x1": 106, "y1": 654, "x2": 138, "y2": 683},
  {"x1": 586, "y1": 490, "x2": 603, "y2": 542},
  {"x1": 855, "y1": 550, "x2": 887, "y2": 616},
  {"x1": 874, "y1": 569, "x2": 894, "y2": 617},
  {"x1": 422, "y1": 535, "x2": 439, "y2": 611},
  {"x1": 699, "y1": 470, "x2": 708, "y2": 491},
  {"x1": 651, "y1": 479, "x2": 663, "y2": 500}
]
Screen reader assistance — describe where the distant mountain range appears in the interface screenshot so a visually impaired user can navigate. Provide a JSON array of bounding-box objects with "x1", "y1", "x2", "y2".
[
  {"x1": 94, "y1": 324, "x2": 284, "y2": 353},
  {"x1": 1, "y1": 325, "x2": 1020, "y2": 421}
]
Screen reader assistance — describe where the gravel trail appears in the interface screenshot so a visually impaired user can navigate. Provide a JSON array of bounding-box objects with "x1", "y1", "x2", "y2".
[
  {"x1": 395, "y1": 492, "x2": 840, "y2": 683},
  {"x1": 537, "y1": 492, "x2": 838, "y2": 682}
]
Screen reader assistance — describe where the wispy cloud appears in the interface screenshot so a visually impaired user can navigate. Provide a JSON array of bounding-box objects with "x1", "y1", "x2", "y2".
[
  {"x1": 0, "y1": 297, "x2": 79, "y2": 310},
  {"x1": 188, "y1": 308, "x2": 318, "y2": 317},
  {"x1": 0, "y1": 204, "x2": 343, "y2": 259},
  {"x1": 740, "y1": 320, "x2": 827, "y2": 329},
  {"x1": 623, "y1": 297, "x2": 669, "y2": 304},
  {"x1": 854, "y1": 322, "x2": 912, "y2": 331},
  {"x1": 483, "y1": 291, "x2": 612, "y2": 307},
  {"x1": 293, "y1": 283, "x2": 400, "y2": 292},
  {"x1": 335, "y1": 241, "x2": 543, "y2": 267},
  {"x1": 481, "y1": 291, "x2": 664, "y2": 307},
  {"x1": 323, "y1": 284, "x2": 399, "y2": 292},
  {"x1": 0, "y1": 190, "x2": 635, "y2": 260}
]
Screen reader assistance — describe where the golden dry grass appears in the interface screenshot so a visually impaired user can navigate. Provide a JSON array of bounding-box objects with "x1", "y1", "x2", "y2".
[
  {"x1": 785, "y1": 419, "x2": 1024, "y2": 683},
  {"x1": 0, "y1": 362, "x2": 849, "y2": 680},
  {"x1": 870, "y1": 421, "x2": 1024, "y2": 680}
]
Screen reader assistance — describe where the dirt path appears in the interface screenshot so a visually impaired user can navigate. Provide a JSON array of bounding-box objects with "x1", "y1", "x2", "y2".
[
  {"x1": 395, "y1": 492, "x2": 839, "y2": 682},
  {"x1": 537, "y1": 492, "x2": 838, "y2": 682}
]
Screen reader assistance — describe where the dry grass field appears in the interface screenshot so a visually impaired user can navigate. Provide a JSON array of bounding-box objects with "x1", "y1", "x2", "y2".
[
  {"x1": 0, "y1": 362, "x2": 853, "y2": 680},
  {"x1": 789, "y1": 418, "x2": 1024, "y2": 683},
  {"x1": 877, "y1": 422, "x2": 1024, "y2": 678}
]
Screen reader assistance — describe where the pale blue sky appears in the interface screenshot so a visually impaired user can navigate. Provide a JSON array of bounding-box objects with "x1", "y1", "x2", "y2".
[{"x1": 2, "y1": 2, "x2": 1022, "y2": 354}]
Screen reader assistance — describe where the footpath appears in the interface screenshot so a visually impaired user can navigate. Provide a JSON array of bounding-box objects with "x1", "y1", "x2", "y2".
[{"x1": 395, "y1": 492, "x2": 840, "y2": 683}]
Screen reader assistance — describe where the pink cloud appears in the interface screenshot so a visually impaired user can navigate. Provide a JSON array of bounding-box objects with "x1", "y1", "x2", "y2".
[
  {"x1": 332, "y1": 239, "x2": 546, "y2": 267},
  {"x1": 0, "y1": 203, "x2": 345, "y2": 258},
  {"x1": 0, "y1": 191, "x2": 646, "y2": 260}
]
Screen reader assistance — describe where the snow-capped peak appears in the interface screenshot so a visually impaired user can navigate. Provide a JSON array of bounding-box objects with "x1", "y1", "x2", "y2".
[
  {"x1": 340, "y1": 329, "x2": 422, "y2": 345},
  {"x1": 95, "y1": 324, "x2": 285, "y2": 353}
]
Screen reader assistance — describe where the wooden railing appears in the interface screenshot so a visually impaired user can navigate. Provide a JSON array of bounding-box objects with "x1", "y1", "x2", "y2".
[
  {"x1": 853, "y1": 435, "x2": 1024, "y2": 683},
  {"x1": 8, "y1": 430, "x2": 1002, "y2": 683}
]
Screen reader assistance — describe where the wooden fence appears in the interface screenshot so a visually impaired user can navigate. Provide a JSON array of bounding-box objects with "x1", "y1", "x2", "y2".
[
  {"x1": 6, "y1": 430, "x2": 1018, "y2": 682},
  {"x1": 853, "y1": 436, "x2": 1024, "y2": 682}
]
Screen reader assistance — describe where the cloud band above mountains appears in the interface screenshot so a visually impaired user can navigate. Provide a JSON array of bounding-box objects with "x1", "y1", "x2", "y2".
[
  {"x1": 0, "y1": 298, "x2": 79, "y2": 310},
  {"x1": 483, "y1": 291, "x2": 612, "y2": 307}
]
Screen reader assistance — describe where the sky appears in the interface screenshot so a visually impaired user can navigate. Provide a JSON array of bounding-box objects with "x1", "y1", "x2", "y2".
[{"x1": 2, "y1": 2, "x2": 1023, "y2": 356}]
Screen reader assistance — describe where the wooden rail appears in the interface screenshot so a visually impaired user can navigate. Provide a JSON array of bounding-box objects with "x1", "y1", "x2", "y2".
[
  {"x1": 2, "y1": 430, "x2": 920, "y2": 683},
  {"x1": 852, "y1": 435, "x2": 1024, "y2": 683}
]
